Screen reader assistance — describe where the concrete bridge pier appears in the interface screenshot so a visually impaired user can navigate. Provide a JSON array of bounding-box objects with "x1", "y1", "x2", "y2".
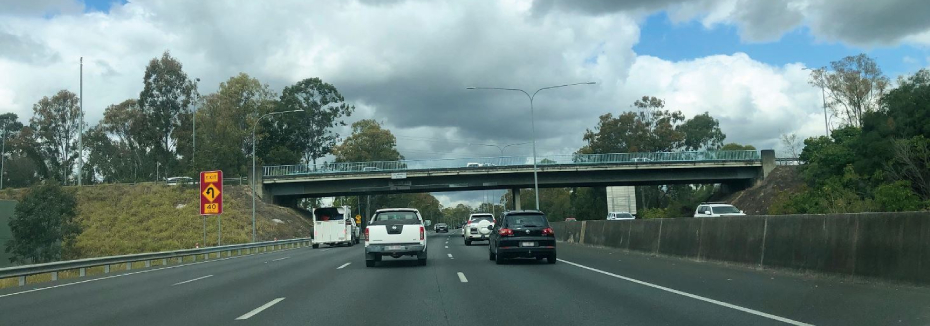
[{"x1": 512, "y1": 188, "x2": 522, "y2": 211}]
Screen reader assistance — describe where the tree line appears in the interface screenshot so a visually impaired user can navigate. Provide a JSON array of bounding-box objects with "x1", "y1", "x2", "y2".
[{"x1": 0, "y1": 51, "x2": 354, "y2": 188}]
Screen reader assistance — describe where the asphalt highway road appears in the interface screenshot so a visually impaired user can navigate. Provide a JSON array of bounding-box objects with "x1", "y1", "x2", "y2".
[{"x1": 1, "y1": 231, "x2": 928, "y2": 326}]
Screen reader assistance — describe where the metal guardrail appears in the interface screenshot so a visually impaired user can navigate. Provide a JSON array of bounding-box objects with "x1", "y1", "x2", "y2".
[
  {"x1": 264, "y1": 150, "x2": 761, "y2": 178},
  {"x1": 776, "y1": 158, "x2": 801, "y2": 166},
  {"x1": 0, "y1": 237, "x2": 311, "y2": 287}
]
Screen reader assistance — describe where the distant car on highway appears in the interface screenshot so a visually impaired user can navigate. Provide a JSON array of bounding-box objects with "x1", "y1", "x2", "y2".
[
  {"x1": 564, "y1": 217, "x2": 577, "y2": 222},
  {"x1": 466, "y1": 162, "x2": 481, "y2": 168},
  {"x1": 434, "y1": 223, "x2": 448, "y2": 233},
  {"x1": 464, "y1": 213, "x2": 494, "y2": 245},
  {"x1": 166, "y1": 176, "x2": 194, "y2": 186},
  {"x1": 694, "y1": 203, "x2": 746, "y2": 218},
  {"x1": 632, "y1": 157, "x2": 653, "y2": 163},
  {"x1": 365, "y1": 208, "x2": 428, "y2": 267},
  {"x1": 607, "y1": 212, "x2": 635, "y2": 220},
  {"x1": 362, "y1": 167, "x2": 381, "y2": 172},
  {"x1": 488, "y1": 210, "x2": 556, "y2": 264}
]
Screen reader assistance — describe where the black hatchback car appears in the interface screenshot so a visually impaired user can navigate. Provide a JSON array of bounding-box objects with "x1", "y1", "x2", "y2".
[{"x1": 488, "y1": 211, "x2": 556, "y2": 264}]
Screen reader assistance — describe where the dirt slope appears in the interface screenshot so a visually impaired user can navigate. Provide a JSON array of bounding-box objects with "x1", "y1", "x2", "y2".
[{"x1": 721, "y1": 166, "x2": 803, "y2": 215}]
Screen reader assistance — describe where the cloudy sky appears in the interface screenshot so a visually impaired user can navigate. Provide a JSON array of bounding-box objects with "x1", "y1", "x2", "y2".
[{"x1": 2, "y1": 0, "x2": 929, "y2": 207}]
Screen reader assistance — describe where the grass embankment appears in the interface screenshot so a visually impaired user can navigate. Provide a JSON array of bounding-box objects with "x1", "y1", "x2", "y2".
[
  {"x1": 0, "y1": 183, "x2": 311, "y2": 258},
  {"x1": 0, "y1": 184, "x2": 312, "y2": 289}
]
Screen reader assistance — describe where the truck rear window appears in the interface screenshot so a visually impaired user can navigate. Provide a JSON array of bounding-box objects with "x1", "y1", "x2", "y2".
[
  {"x1": 470, "y1": 215, "x2": 493, "y2": 223},
  {"x1": 505, "y1": 214, "x2": 548, "y2": 228},
  {"x1": 371, "y1": 211, "x2": 421, "y2": 225}
]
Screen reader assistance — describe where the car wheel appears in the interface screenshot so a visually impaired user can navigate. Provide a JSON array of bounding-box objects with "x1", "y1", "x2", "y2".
[
  {"x1": 465, "y1": 239, "x2": 471, "y2": 246},
  {"x1": 495, "y1": 256, "x2": 504, "y2": 265},
  {"x1": 535, "y1": 257, "x2": 544, "y2": 261},
  {"x1": 547, "y1": 254, "x2": 557, "y2": 264},
  {"x1": 418, "y1": 258, "x2": 427, "y2": 266},
  {"x1": 365, "y1": 260, "x2": 375, "y2": 267},
  {"x1": 489, "y1": 248, "x2": 496, "y2": 261},
  {"x1": 312, "y1": 244, "x2": 319, "y2": 249}
]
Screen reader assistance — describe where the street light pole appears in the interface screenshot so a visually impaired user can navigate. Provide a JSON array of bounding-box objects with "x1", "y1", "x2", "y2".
[
  {"x1": 803, "y1": 67, "x2": 830, "y2": 136},
  {"x1": 467, "y1": 82, "x2": 596, "y2": 210},
  {"x1": 78, "y1": 57, "x2": 83, "y2": 186},
  {"x1": 0, "y1": 125, "x2": 5, "y2": 190},
  {"x1": 252, "y1": 109, "x2": 304, "y2": 242}
]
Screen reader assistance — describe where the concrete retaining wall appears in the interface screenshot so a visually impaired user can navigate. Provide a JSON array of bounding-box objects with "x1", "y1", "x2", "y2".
[{"x1": 552, "y1": 212, "x2": 930, "y2": 285}]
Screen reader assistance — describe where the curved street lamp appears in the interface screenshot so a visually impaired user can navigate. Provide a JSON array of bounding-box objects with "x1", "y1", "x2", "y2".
[{"x1": 467, "y1": 82, "x2": 596, "y2": 210}]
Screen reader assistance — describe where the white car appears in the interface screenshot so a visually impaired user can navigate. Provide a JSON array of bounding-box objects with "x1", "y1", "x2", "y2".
[
  {"x1": 694, "y1": 203, "x2": 746, "y2": 218},
  {"x1": 464, "y1": 213, "x2": 494, "y2": 245},
  {"x1": 364, "y1": 208, "x2": 428, "y2": 267},
  {"x1": 607, "y1": 212, "x2": 635, "y2": 220}
]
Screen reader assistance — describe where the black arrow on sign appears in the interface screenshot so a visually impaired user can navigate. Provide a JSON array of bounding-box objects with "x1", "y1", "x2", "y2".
[{"x1": 206, "y1": 187, "x2": 214, "y2": 199}]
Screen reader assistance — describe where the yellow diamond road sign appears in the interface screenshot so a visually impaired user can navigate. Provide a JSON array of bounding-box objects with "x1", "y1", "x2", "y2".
[{"x1": 202, "y1": 184, "x2": 221, "y2": 202}]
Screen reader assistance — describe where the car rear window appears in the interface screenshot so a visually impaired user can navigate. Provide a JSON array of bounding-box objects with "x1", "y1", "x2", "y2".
[
  {"x1": 313, "y1": 208, "x2": 345, "y2": 221},
  {"x1": 617, "y1": 213, "x2": 633, "y2": 219},
  {"x1": 505, "y1": 214, "x2": 548, "y2": 228}
]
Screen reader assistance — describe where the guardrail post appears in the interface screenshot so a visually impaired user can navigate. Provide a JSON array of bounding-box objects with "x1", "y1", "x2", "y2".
[
  {"x1": 203, "y1": 254, "x2": 208, "y2": 260},
  {"x1": 126, "y1": 262, "x2": 132, "y2": 271},
  {"x1": 162, "y1": 258, "x2": 168, "y2": 266},
  {"x1": 178, "y1": 257, "x2": 183, "y2": 264},
  {"x1": 105, "y1": 265, "x2": 110, "y2": 273},
  {"x1": 79, "y1": 268, "x2": 86, "y2": 277},
  {"x1": 18, "y1": 276, "x2": 25, "y2": 286},
  {"x1": 238, "y1": 249, "x2": 242, "y2": 256},
  {"x1": 51, "y1": 271, "x2": 58, "y2": 281},
  {"x1": 145, "y1": 260, "x2": 151, "y2": 268}
]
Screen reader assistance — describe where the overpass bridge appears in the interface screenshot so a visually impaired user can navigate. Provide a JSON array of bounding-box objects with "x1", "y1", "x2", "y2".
[{"x1": 258, "y1": 150, "x2": 775, "y2": 208}]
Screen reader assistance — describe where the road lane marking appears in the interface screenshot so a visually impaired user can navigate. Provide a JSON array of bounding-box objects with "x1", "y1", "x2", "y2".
[
  {"x1": 447, "y1": 253, "x2": 453, "y2": 259},
  {"x1": 457, "y1": 272, "x2": 468, "y2": 283},
  {"x1": 265, "y1": 257, "x2": 290, "y2": 263},
  {"x1": 0, "y1": 245, "x2": 314, "y2": 299},
  {"x1": 236, "y1": 297, "x2": 285, "y2": 320},
  {"x1": 558, "y1": 259, "x2": 814, "y2": 326},
  {"x1": 445, "y1": 246, "x2": 448, "y2": 249},
  {"x1": 337, "y1": 262, "x2": 351, "y2": 269},
  {"x1": 172, "y1": 275, "x2": 213, "y2": 286}
]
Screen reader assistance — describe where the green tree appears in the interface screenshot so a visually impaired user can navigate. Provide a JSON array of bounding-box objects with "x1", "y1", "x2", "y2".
[
  {"x1": 720, "y1": 143, "x2": 756, "y2": 150},
  {"x1": 809, "y1": 54, "x2": 889, "y2": 128},
  {"x1": 874, "y1": 181, "x2": 923, "y2": 212},
  {"x1": 580, "y1": 96, "x2": 696, "y2": 154},
  {"x1": 196, "y1": 73, "x2": 278, "y2": 175},
  {"x1": 5, "y1": 182, "x2": 81, "y2": 263},
  {"x1": 95, "y1": 99, "x2": 155, "y2": 182},
  {"x1": 139, "y1": 51, "x2": 198, "y2": 177},
  {"x1": 29, "y1": 90, "x2": 85, "y2": 183},
  {"x1": 678, "y1": 112, "x2": 726, "y2": 150},
  {"x1": 279, "y1": 77, "x2": 354, "y2": 165},
  {"x1": 502, "y1": 188, "x2": 572, "y2": 221},
  {"x1": 332, "y1": 119, "x2": 402, "y2": 162}
]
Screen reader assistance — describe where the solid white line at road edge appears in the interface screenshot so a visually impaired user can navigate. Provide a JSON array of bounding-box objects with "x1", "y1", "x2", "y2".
[
  {"x1": 172, "y1": 275, "x2": 213, "y2": 286},
  {"x1": 337, "y1": 263, "x2": 351, "y2": 269},
  {"x1": 457, "y1": 272, "x2": 468, "y2": 283},
  {"x1": 557, "y1": 259, "x2": 814, "y2": 326},
  {"x1": 236, "y1": 297, "x2": 285, "y2": 320}
]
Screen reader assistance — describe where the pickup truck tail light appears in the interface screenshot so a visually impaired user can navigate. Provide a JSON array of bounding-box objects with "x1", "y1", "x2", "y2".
[
  {"x1": 499, "y1": 228, "x2": 513, "y2": 237},
  {"x1": 542, "y1": 227, "x2": 554, "y2": 236},
  {"x1": 364, "y1": 227, "x2": 370, "y2": 242},
  {"x1": 419, "y1": 226, "x2": 425, "y2": 240}
]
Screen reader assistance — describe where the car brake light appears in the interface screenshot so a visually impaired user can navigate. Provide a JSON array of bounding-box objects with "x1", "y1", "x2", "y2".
[
  {"x1": 467, "y1": 220, "x2": 472, "y2": 225},
  {"x1": 499, "y1": 228, "x2": 513, "y2": 237},
  {"x1": 364, "y1": 227, "x2": 370, "y2": 241},
  {"x1": 420, "y1": 226, "x2": 425, "y2": 240},
  {"x1": 542, "y1": 227, "x2": 554, "y2": 236}
]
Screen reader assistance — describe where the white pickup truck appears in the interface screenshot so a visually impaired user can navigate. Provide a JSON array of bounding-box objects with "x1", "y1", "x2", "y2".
[{"x1": 364, "y1": 208, "x2": 428, "y2": 267}]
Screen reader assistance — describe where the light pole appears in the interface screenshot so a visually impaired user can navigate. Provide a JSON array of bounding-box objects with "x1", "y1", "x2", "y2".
[
  {"x1": 192, "y1": 78, "x2": 200, "y2": 169},
  {"x1": 78, "y1": 57, "x2": 83, "y2": 186},
  {"x1": 467, "y1": 82, "x2": 596, "y2": 210},
  {"x1": 803, "y1": 67, "x2": 830, "y2": 136},
  {"x1": 0, "y1": 125, "x2": 6, "y2": 190},
  {"x1": 252, "y1": 109, "x2": 304, "y2": 242}
]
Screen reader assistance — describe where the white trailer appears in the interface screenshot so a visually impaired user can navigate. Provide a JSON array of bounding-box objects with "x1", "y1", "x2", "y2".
[{"x1": 312, "y1": 206, "x2": 360, "y2": 248}]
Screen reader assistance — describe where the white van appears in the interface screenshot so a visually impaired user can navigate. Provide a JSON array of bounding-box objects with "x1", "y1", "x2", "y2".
[{"x1": 312, "y1": 206, "x2": 360, "y2": 248}]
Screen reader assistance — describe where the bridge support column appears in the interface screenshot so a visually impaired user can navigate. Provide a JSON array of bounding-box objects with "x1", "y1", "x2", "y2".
[
  {"x1": 761, "y1": 149, "x2": 775, "y2": 179},
  {"x1": 512, "y1": 188, "x2": 521, "y2": 211}
]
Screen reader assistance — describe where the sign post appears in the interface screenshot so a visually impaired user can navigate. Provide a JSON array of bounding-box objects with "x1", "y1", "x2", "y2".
[{"x1": 200, "y1": 170, "x2": 223, "y2": 245}]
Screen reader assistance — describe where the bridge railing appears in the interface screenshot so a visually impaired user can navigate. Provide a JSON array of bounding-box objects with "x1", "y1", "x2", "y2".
[{"x1": 263, "y1": 150, "x2": 761, "y2": 178}]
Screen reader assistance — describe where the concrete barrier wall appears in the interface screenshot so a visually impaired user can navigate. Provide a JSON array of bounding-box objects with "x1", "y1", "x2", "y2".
[{"x1": 551, "y1": 212, "x2": 930, "y2": 284}]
